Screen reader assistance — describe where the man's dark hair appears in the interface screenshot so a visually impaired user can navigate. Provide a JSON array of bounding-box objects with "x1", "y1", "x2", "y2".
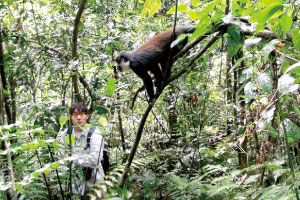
[{"x1": 69, "y1": 102, "x2": 88, "y2": 114}]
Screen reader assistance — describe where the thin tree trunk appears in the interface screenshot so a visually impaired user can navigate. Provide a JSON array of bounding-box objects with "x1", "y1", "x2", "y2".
[
  {"x1": 71, "y1": 0, "x2": 88, "y2": 102},
  {"x1": 0, "y1": 23, "x2": 12, "y2": 124},
  {"x1": 114, "y1": 67, "x2": 126, "y2": 151},
  {"x1": 236, "y1": 51, "x2": 248, "y2": 168},
  {"x1": 226, "y1": 55, "x2": 232, "y2": 135},
  {"x1": 1, "y1": 132, "x2": 17, "y2": 199}
]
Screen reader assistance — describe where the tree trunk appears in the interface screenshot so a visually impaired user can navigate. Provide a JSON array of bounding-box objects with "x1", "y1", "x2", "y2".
[
  {"x1": 0, "y1": 23, "x2": 12, "y2": 124},
  {"x1": 225, "y1": 55, "x2": 232, "y2": 135},
  {"x1": 236, "y1": 51, "x2": 248, "y2": 168},
  {"x1": 71, "y1": 0, "x2": 88, "y2": 102}
]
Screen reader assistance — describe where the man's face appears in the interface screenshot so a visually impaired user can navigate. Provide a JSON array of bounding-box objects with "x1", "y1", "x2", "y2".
[{"x1": 71, "y1": 109, "x2": 89, "y2": 128}]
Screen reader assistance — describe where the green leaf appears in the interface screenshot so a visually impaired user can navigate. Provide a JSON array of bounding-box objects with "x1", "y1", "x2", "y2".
[
  {"x1": 265, "y1": 124, "x2": 278, "y2": 139},
  {"x1": 59, "y1": 116, "x2": 68, "y2": 128},
  {"x1": 96, "y1": 105, "x2": 108, "y2": 115},
  {"x1": 284, "y1": 61, "x2": 300, "y2": 74},
  {"x1": 245, "y1": 81, "x2": 255, "y2": 103},
  {"x1": 192, "y1": 0, "x2": 200, "y2": 7},
  {"x1": 229, "y1": 56, "x2": 246, "y2": 73},
  {"x1": 51, "y1": 162, "x2": 59, "y2": 169},
  {"x1": 279, "y1": 14, "x2": 292, "y2": 34},
  {"x1": 167, "y1": 4, "x2": 187, "y2": 14},
  {"x1": 171, "y1": 34, "x2": 188, "y2": 48},
  {"x1": 281, "y1": 119, "x2": 300, "y2": 142},
  {"x1": 27, "y1": 142, "x2": 39, "y2": 150},
  {"x1": 261, "y1": 0, "x2": 283, "y2": 7},
  {"x1": 250, "y1": 3, "x2": 283, "y2": 24},
  {"x1": 43, "y1": 167, "x2": 51, "y2": 176},
  {"x1": 262, "y1": 39, "x2": 280, "y2": 63},
  {"x1": 16, "y1": 183, "x2": 23, "y2": 192},
  {"x1": 292, "y1": 29, "x2": 300, "y2": 51},
  {"x1": 278, "y1": 74, "x2": 297, "y2": 95},
  {"x1": 141, "y1": 0, "x2": 161, "y2": 17},
  {"x1": 106, "y1": 78, "x2": 117, "y2": 97},
  {"x1": 187, "y1": 10, "x2": 197, "y2": 21},
  {"x1": 204, "y1": 1, "x2": 217, "y2": 13},
  {"x1": 2, "y1": 89, "x2": 9, "y2": 96},
  {"x1": 257, "y1": 73, "x2": 272, "y2": 93},
  {"x1": 189, "y1": 25, "x2": 207, "y2": 41},
  {"x1": 294, "y1": 104, "x2": 300, "y2": 117},
  {"x1": 64, "y1": 135, "x2": 75, "y2": 146},
  {"x1": 226, "y1": 25, "x2": 243, "y2": 57},
  {"x1": 99, "y1": 116, "x2": 107, "y2": 127}
]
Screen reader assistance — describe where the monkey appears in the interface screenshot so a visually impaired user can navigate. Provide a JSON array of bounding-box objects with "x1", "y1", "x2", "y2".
[{"x1": 114, "y1": 26, "x2": 195, "y2": 101}]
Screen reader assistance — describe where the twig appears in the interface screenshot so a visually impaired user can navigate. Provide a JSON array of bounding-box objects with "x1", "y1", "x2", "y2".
[
  {"x1": 48, "y1": 146, "x2": 65, "y2": 200},
  {"x1": 28, "y1": 133, "x2": 52, "y2": 200},
  {"x1": 1, "y1": 132, "x2": 16, "y2": 199}
]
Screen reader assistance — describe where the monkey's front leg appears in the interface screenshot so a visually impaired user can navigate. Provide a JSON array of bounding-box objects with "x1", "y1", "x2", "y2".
[
  {"x1": 134, "y1": 70, "x2": 155, "y2": 101},
  {"x1": 150, "y1": 64, "x2": 163, "y2": 91}
]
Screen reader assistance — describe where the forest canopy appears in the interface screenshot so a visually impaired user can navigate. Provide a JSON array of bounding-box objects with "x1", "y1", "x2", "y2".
[{"x1": 0, "y1": 0, "x2": 300, "y2": 199}]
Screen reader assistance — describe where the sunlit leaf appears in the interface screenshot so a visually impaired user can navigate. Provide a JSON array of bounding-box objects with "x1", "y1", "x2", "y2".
[
  {"x1": 106, "y1": 78, "x2": 117, "y2": 96},
  {"x1": 99, "y1": 117, "x2": 107, "y2": 128},
  {"x1": 64, "y1": 135, "x2": 75, "y2": 146},
  {"x1": 50, "y1": 162, "x2": 59, "y2": 169},
  {"x1": 292, "y1": 29, "x2": 300, "y2": 51},
  {"x1": 167, "y1": 4, "x2": 187, "y2": 14},
  {"x1": 192, "y1": 0, "x2": 200, "y2": 7},
  {"x1": 187, "y1": 10, "x2": 197, "y2": 21},
  {"x1": 204, "y1": 1, "x2": 217, "y2": 13},
  {"x1": 249, "y1": 3, "x2": 283, "y2": 24},
  {"x1": 189, "y1": 25, "x2": 207, "y2": 41},
  {"x1": 279, "y1": 14, "x2": 292, "y2": 34},
  {"x1": 59, "y1": 116, "x2": 68, "y2": 128},
  {"x1": 141, "y1": 0, "x2": 161, "y2": 17}
]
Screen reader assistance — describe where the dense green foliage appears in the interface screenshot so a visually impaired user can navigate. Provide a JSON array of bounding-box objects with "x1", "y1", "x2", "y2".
[{"x1": 0, "y1": 0, "x2": 300, "y2": 199}]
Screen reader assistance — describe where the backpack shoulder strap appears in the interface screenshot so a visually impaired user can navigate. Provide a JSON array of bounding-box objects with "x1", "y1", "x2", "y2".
[{"x1": 85, "y1": 127, "x2": 96, "y2": 150}]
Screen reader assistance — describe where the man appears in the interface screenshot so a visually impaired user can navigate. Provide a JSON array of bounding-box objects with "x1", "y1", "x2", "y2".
[{"x1": 58, "y1": 102, "x2": 105, "y2": 197}]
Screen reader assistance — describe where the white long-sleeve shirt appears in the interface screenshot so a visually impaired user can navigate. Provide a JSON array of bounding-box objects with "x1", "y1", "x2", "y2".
[{"x1": 58, "y1": 127, "x2": 105, "y2": 195}]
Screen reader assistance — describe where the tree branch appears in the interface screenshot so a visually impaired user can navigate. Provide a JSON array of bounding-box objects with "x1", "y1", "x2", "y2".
[
  {"x1": 71, "y1": 0, "x2": 88, "y2": 102},
  {"x1": 167, "y1": 31, "x2": 224, "y2": 84},
  {"x1": 223, "y1": 16, "x2": 292, "y2": 40}
]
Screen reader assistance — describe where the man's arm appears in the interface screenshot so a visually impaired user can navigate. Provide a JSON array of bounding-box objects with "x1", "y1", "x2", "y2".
[{"x1": 77, "y1": 131, "x2": 104, "y2": 168}]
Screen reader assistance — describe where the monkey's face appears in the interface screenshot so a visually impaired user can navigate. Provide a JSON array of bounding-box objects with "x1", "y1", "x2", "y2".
[{"x1": 114, "y1": 51, "x2": 131, "y2": 72}]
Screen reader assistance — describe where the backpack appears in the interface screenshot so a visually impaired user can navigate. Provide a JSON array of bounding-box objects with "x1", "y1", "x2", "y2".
[{"x1": 66, "y1": 127, "x2": 110, "y2": 175}]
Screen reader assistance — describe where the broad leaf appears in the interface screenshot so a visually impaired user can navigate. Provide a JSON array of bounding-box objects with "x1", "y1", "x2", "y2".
[
  {"x1": 279, "y1": 14, "x2": 292, "y2": 34},
  {"x1": 257, "y1": 72, "x2": 272, "y2": 93},
  {"x1": 106, "y1": 78, "x2": 117, "y2": 96},
  {"x1": 244, "y1": 81, "x2": 255, "y2": 103},
  {"x1": 250, "y1": 3, "x2": 283, "y2": 24},
  {"x1": 141, "y1": 0, "x2": 161, "y2": 17},
  {"x1": 292, "y1": 29, "x2": 300, "y2": 50},
  {"x1": 64, "y1": 135, "x2": 75, "y2": 146},
  {"x1": 278, "y1": 74, "x2": 297, "y2": 95},
  {"x1": 59, "y1": 116, "x2": 68, "y2": 128},
  {"x1": 167, "y1": 4, "x2": 187, "y2": 14},
  {"x1": 262, "y1": 39, "x2": 280, "y2": 63}
]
